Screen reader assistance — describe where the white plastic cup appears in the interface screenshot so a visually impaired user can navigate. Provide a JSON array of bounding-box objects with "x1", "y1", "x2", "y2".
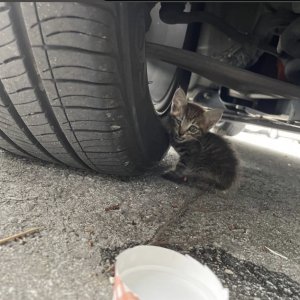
[{"x1": 112, "y1": 245, "x2": 229, "y2": 300}]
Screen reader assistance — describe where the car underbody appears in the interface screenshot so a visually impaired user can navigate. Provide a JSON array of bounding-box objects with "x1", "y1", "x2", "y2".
[{"x1": 147, "y1": 2, "x2": 300, "y2": 133}]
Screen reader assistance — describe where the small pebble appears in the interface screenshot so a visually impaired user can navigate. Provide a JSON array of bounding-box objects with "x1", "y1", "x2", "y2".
[
  {"x1": 109, "y1": 276, "x2": 115, "y2": 285},
  {"x1": 224, "y1": 269, "x2": 234, "y2": 275}
]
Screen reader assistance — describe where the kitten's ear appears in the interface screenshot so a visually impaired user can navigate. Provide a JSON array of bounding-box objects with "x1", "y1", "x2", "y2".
[
  {"x1": 203, "y1": 109, "x2": 224, "y2": 130},
  {"x1": 170, "y1": 87, "x2": 187, "y2": 118}
]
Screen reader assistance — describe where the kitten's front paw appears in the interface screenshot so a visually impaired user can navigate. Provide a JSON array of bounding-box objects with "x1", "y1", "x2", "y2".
[{"x1": 162, "y1": 171, "x2": 188, "y2": 184}]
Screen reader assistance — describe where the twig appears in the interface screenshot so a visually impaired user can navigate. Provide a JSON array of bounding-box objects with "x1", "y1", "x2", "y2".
[
  {"x1": 264, "y1": 246, "x2": 288, "y2": 260},
  {"x1": 104, "y1": 204, "x2": 120, "y2": 212},
  {"x1": 0, "y1": 227, "x2": 41, "y2": 246}
]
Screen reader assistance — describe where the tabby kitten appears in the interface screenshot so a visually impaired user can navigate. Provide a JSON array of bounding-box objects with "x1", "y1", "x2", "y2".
[{"x1": 162, "y1": 88, "x2": 239, "y2": 190}]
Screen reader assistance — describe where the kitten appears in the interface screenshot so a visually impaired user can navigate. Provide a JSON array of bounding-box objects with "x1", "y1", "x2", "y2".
[{"x1": 162, "y1": 88, "x2": 239, "y2": 190}]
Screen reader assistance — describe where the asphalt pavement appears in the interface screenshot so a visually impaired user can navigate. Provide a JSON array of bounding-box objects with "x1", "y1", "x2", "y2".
[{"x1": 0, "y1": 132, "x2": 300, "y2": 300}]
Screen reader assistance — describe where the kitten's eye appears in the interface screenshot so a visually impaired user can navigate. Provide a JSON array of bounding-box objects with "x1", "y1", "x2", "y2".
[{"x1": 189, "y1": 125, "x2": 199, "y2": 133}]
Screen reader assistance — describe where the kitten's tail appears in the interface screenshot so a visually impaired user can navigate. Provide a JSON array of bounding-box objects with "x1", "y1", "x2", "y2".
[
  {"x1": 217, "y1": 168, "x2": 238, "y2": 190},
  {"x1": 216, "y1": 154, "x2": 240, "y2": 190}
]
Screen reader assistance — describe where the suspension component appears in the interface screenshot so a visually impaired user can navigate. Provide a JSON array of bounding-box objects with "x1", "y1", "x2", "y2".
[{"x1": 146, "y1": 42, "x2": 300, "y2": 100}]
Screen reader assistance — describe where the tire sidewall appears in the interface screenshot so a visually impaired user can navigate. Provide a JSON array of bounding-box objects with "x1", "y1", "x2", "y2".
[{"x1": 116, "y1": 3, "x2": 170, "y2": 170}]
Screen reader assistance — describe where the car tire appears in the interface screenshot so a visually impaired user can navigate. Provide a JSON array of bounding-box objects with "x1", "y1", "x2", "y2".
[{"x1": 0, "y1": 2, "x2": 171, "y2": 175}]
